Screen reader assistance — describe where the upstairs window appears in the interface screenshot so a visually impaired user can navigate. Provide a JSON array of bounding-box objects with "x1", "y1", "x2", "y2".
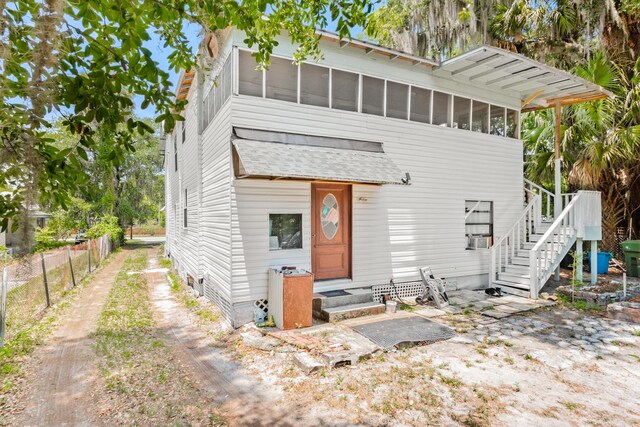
[
  {"x1": 173, "y1": 135, "x2": 178, "y2": 171},
  {"x1": 386, "y1": 81, "x2": 409, "y2": 120},
  {"x1": 181, "y1": 123, "x2": 186, "y2": 143},
  {"x1": 265, "y1": 57, "x2": 297, "y2": 102},
  {"x1": 506, "y1": 109, "x2": 518, "y2": 138},
  {"x1": 453, "y1": 96, "x2": 471, "y2": 130},
  {"x1": 490, "y1": 106, "x2": 505, "y2": 136},
  {"x1": 471, "y1": 101, "x2": 489, "y2": 133},
  {"x1": 300, "y1": 63, "x2": 329, "y2": 108},
  {"x1": 183, "y1": 189, "x2": 188, "y2": 228},
  {"x1": 410, "y1": 87, "x2": 431, "y2": 124},
  {"x1": 432, "y1": 91, "x2": 451, "y2": 127},
  {"x1": 362, "y1": 76, "x2": 384, "y2": 116},
  {"x1": 331, "y1": 69, "x2": 358, "y2": 112},
  {"x1": 239, "y1": 50, "x2": 263, "y2": 97}
]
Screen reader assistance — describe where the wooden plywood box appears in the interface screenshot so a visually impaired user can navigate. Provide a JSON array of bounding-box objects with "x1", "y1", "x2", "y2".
[{"x1": 268, "y1": 269, "x2": 314, "y2": 330}]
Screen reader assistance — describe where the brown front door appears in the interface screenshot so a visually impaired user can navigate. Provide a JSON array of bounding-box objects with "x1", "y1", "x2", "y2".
[{"x1": 311, "y1": 183, "x2": 351, "y2": 280}]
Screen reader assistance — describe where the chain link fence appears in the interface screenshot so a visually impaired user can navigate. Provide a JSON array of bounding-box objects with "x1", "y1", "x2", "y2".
[{"x1": 0, "y1": 234, "x2": 114, "y2": 348}]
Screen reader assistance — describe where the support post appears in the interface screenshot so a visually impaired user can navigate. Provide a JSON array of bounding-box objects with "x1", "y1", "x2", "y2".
[
  {"x1": 576, "y1": 238, "x2": 583, "y2": 283},
  {"x1": 88, "y1": 240, "x2": 92, "y2": 273},
  {"x1": 590, "y1": 240, "x2": 598, "y2": 285},
  {"x1": 41, "y1": 252, "x2": 50, "y2": 307},
  {"x1": 1, "y1": 268, "x2": 7, "y2": 348},
  {"x1": 554, "y1": 101, "x2": 562, "y2": 218},
  {"x1": 68, "y1": 246, "x2": 76, "y2": 287}
]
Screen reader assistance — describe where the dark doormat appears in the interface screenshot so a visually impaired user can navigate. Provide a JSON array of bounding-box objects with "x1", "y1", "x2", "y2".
[
  {"x1": 319, "y1": 290, "x2": 350, "y2": 297},
  {"x1": 351, "y1": 316, "x2": 456, "y2": 349}
]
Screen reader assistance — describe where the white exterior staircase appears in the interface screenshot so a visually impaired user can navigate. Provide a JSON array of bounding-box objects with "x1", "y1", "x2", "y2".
[{"x1": 490, "y1": 181, "x2": 601, "y2": 299}]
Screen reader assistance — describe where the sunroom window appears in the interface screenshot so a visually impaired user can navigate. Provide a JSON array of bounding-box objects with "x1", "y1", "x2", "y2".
[
  {"x1": 410, "y1": 87, "x2": 431, "y2": 124},
  {"x1": 300, "y1": 63, "x2": 329, "y2": 108},
  {"x1": 265, "y1": 57, "x2": 297, "y2": 103},
  {"x1": 453, "y1": 96, "x2": 471, "y2": 130},
  {"x1": 238, "y1": 50, "x2": 263, "y2": 97},
  {"x1": 432, "y1": 91, "x2": 451, "y2": 127},
  {"x1": 490, "y1": 106, "x2": 505, "y2": 136},
  {"x1": 471, "y1": 101, "x2": 489, "y2": 133},
  {"x1": 386, "y1": 81, "x2": 408, "y2": 120},
  {"x1": 362, "y1": 76, "x2": 384, "y2": 116},
  {"x1": 331, "y1": 69, "x2": 359, "y2": 112},
  {"x1": 506, "y1": 109, "x2": 518, "y2": 138}
]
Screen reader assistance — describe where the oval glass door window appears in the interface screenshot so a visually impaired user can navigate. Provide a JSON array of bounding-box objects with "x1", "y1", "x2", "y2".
[{"x1": 321, "y1": 193, "x2": 339, "y2": 240}]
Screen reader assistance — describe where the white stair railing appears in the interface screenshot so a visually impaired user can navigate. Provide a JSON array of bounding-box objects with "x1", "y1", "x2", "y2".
[
  {"x1": 490, "y1": 194, "x2": 541, "y2": 284},
  {"x1": 528, "y1": 194, "x2": 581, "y2": 298},
  {"x1": 524, "y1": 179, "x2": 577, "y2": 220}
]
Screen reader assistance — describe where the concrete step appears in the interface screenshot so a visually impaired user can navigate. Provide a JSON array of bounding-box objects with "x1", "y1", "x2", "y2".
[
  {"x1": 492, "y1": 280, "x2": 531, "y2": 298},
  {"x1": 312, "y1": 290, "x2": 374, "y2": 311},
  {"x1": 317, "y1": 301, "x2": 386, "y2": 322},
  {"x1": 498, "y1": 272, "x2": 530, "y2": 285}
]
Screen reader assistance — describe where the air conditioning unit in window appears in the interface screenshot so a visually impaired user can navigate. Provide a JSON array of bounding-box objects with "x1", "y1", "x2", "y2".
[{"x1": 469, "y1": 236, "x2": 492, "y2": 250}]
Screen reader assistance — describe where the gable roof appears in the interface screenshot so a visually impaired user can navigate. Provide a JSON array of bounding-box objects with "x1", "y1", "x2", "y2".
[{"x1": 433, "y1": 45, "x2": 613, "y2": 112}]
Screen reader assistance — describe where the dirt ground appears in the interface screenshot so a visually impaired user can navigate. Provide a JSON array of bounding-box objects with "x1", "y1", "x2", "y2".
[
  {"x1": 6, "y1": 249, "x2": 128, "y2": 426},
  {"x1": 3, "y1": 244, "x2": 640, "y2": 426}
]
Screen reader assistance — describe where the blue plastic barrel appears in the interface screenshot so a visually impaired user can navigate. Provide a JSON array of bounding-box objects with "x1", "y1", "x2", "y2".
[{"x1": 587, "y1": 252, "x2": 612, "y2": 274}]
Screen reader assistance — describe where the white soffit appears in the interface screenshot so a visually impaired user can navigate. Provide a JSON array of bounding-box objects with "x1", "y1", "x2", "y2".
[{"x1": 434, "y1": 45, "x2": 613, "y2": 111}]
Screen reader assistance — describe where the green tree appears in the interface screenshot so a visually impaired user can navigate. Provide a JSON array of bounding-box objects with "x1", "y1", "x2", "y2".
[{"x1": 0, "y1": 0, "x2": 373, "y2": 230}]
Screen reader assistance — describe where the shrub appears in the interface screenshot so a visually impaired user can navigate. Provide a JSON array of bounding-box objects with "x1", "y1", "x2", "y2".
[
  {"x1": 86, "y1": 215, "x2": 125, "y2": 246},
  {"x1": 33, "y1": 227, "x2": 72, "y2": 252}
]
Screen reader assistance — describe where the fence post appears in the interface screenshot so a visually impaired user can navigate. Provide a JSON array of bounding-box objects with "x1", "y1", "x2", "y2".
[
  {"x1": 68, "y1": 246, "x2": 76, "y2": 287},
  {"x1": 88, "y1": 239, "x2": 92, "y2": 273},
  {"x1": 1, "y1": 268, "x2": 7, "y2": 348},
  {"x1": 41, "y1": 252, "x2": 51, "y2": 307}
]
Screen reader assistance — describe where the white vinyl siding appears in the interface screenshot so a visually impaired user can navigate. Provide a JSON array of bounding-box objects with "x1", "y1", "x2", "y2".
[{"x1": 230, "y1": 96, "x2": 523, "y2": 300}]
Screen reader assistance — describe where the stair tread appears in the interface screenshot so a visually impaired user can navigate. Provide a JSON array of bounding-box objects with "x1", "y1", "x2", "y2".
[
  {"x1": 322, "y1": 301, "x2": 384, "y2": 313},
  {"x1": 492, "y1": 279, "x2": 531, "y2": 291}
]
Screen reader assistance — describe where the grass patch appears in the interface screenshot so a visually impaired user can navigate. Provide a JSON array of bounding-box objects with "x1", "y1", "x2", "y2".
[{"x1": 93, "y1": 248, "x2": 227, "y2": 425}]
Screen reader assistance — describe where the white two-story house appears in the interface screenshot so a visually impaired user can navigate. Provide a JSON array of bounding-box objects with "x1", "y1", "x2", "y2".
[{"x1": 164, "y1": 29, "x2": 607, "y2": 327}]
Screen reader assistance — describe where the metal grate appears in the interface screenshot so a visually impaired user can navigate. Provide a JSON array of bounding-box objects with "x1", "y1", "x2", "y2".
[
  {"x1": 351, "y1": 316, "x2": 456, "y2": 349},
  {"x1": 372, "y1": 280, "x2": 424, "y2": 302}
]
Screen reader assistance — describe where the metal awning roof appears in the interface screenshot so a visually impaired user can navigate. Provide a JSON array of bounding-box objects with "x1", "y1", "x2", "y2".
[
  {"x1": 233, "y1": 139, "x2": 405, "y2": 185},
  {"x1": 434, "y1": 45, "x2": 613, "y2": 112}
]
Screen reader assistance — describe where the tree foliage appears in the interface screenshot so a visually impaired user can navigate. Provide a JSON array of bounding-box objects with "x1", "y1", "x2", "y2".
[
  {"x1": 0, "y1": 0, "x2": 373, "y2": 230},
  {"x1": 366, "y1": 0, "x2": 640, "y2": 249}
]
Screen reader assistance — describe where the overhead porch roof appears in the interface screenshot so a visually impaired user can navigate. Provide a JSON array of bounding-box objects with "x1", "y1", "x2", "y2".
[
  {"x1": 433, "y1": 45, "x2": 613, "y2": 112},
  {"x1": 232, "y1": 129, "x2": 405, "y2": 185}
]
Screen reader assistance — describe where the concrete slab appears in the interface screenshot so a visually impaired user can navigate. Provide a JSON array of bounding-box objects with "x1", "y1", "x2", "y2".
[
  {"x1": 414, "y1": 307, "x2": 447, "y2": 318},
  {"x1": 481, "y1": 310, "x2": 511, "y2": 319}
]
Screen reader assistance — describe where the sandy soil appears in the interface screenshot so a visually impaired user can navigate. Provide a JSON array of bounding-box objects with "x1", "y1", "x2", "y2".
[
  {"x1": 7, "y1": 249, "x2": 128, "y2": 427},
  {"x1": 146, "y1": 249, "x2": 359, "y2": 426}
]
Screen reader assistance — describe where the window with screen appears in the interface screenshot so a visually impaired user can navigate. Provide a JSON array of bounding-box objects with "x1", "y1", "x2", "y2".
[
  {"x1": 410, "y1": 87, "x2": 431, "y2": 123},
  {"x1": 300, "y1": 63, "x2": 329, "y2": 107},
  {"x1": 331, "y1": 69, "x2": 359, "y2": 112},
  {"x1": 453, "y1": 96, "x2": 471, "y2": 130},
  {"x1": 265, "y1": 57, "x2": 297, "y2": 102},
  {"x1": 386, "y1": 81, "x2": 409, "y2": 120},
  {"x1": 181, "y1": 123, "x2": 186, "y2": 143},
  {"x1": 432, "y1": 91, "x2": 451, "y2": 126},
  {"x1": 269, "y1": 214, "x2": 302, "y2": 250},
  {"x1": 238, "y1": 50, "x2": 263, "y2": 97},
  {"x1": 471, "y1": 101, "x2": 489, "y2": 133},
  {"x1": 506, "y1": 109, "x2": 518, "y2": 138},
  {"x1": 490, "y1": 106, "x2": 506, "y2": 136},
  {"x1": 362, "y1": 76, "x2": 384, "y2": 116}
]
